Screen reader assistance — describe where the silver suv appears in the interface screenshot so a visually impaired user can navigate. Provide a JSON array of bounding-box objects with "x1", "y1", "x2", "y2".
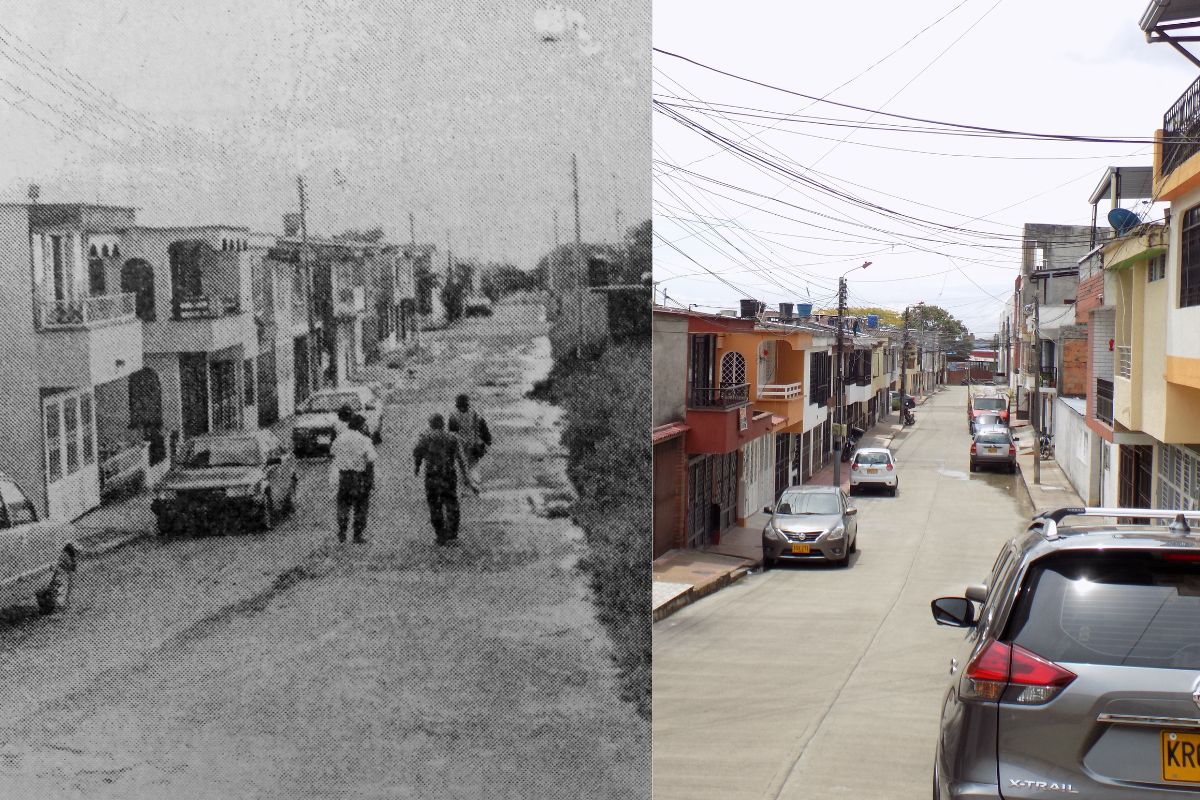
[{"x1": 931, "y1": 507, "x2": 1200, "y2": 799}]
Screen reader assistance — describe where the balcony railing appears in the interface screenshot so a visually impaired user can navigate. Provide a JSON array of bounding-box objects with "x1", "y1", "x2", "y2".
[
  {"x1": 849, "y1": 373, "x2": 871, "y2": 387},
  {"x1": 1096, "y1": 378, "x2": 1115, "y2": 425},
  {"x1": 758, "y1": 382, "x2": 802, "y2": 400},
  {"x1": 40, "y1": 292, "x2": 136, "y2": 329},
  {"x1": 1164, "y1": 74, "x2": 1200, "y2": 179},
  {"x1": 689, "y1": 383, "x2": 750, "y2": 409},
  {"x1": 1117, "y1": 345, "x2": 1132, "y2": 379},
  {"x1": 174, "y1": 294, "x2": 241, "y2": 320}
]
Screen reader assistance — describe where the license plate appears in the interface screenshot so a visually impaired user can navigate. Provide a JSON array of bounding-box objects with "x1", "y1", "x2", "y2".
[
  {"x1": 987, "y1": 447, "x2": 998, "y2": 453},
  {"x1": 868, "y1": 468, "x2": 879, "y2": 474},
  {"x1": 791, "y1": 544, "x2": 810, "y2": 554},
  {"x1": 317, "y1": 435, "x2": 332, "y2": 445},
  {"x1": 1163, "y1": 731, "x2": 1200, "y2": 782}
]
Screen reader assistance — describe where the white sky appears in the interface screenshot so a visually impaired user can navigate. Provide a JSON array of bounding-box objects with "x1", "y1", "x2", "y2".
[
  {"x1": 652, "y1": 0, "x2": 1196, "y2": 335},
  {"x1": 0, "y1": 0, "x2": 649, "y2": 270}
]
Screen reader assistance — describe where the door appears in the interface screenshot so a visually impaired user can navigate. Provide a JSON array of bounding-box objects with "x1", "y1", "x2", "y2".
[
  {"x1": 714, "y1": 451, "x2": 737, "y2": 532},
  {"x1": 774, "y1": 433, "x2": 791, "y2": 499},
  {"x1": 50, "y1": 235, "x2": 66, "y2": 301},
  {"x1": 1119, "y1": 444, "x2": 1154, "y2": 518},
  {"x1": 120, "y1": 259, "x2": 156, "y2": 321},
  {"x1": 180, "y1": 354, "x2": 211, "y2": 438}
]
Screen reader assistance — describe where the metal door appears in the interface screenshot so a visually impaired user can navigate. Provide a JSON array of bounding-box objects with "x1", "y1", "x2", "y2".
[
  {"x1": 686, "y1": 456, "x2": 711, "y2": 549},
  {"x1": 714, "y1": 452, "x2": 737, "y2": 533},
  {"x1": 774, "y1": 433, "x2": 791, "y2": 499}
]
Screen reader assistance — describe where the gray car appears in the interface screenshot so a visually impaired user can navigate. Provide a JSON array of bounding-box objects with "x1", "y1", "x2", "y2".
[
  {"x1": 970, "y1": 429, "x2": 1018, "y2": 473},
  {"x1": 931, "y1": 507, "x2": 1200, "y2": 799},
  {"x1": 761, "y1": 485, "x2": 858, "y2": 568}
]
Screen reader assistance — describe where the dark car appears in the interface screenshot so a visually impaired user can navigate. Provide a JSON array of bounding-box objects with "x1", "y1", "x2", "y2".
[
  {"x1": 931, "y1": 507, "x2": 1200, "y2": 800},
  {"x1": 152, "y1": 430, "x2": 298, "y2": 536},
  {"x1": 292, "y1": 387, "x2": 381, "y2": 455}
]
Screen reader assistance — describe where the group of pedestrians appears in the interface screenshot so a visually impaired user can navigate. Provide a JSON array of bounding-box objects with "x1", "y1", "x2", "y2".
[{"x1": 329, "y1": 392, "x2": 492, "y2": 547}]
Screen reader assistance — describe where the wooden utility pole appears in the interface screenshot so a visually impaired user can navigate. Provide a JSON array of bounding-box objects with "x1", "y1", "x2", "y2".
[
  {"x1": 408, "y1": 212, "x2": 420, "y2": 346},
  {"x1": 1032, "y1": 297, "x2": 1042, "y2": 485},
  {"x1": 297, "y1": 176, "x2": 317, "y2": 395},
  {"x1": 833, "y1": 276, "x2": 847, "y2": 488}
]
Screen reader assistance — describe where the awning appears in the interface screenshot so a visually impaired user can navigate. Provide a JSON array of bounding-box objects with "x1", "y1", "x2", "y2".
[
  {"x1": 1088, "y1": 166, "x2": 1155, "y2": 206},
  {"x1": 652, "y1": 422, "x2": 689, "y2": 444},
  {"x1": 1141, "y1": 0, "x2": 1200, "y2": 33}
]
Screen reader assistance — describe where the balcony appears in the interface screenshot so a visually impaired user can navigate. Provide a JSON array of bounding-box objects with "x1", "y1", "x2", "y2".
[
  {"x1": 142, "y1": 294, "x2": 254, "y2": 354},
  {"x1": 335, "y1": 285, "x2": 366, "y2": 317},
  {"x1": 36, "y1": 293, "x2": 142, "y2": 387},
  {"x1": 1163, "y1": 74, "x2": 1200, "y2": 183},
  {"x1": 758, "y1": 382, "x2": 802, "y2": 400},
  {"x1": 689, "y1": 384, "x2": 749, "y2": 410},
  {"x1": 850, "y1": 373, "x2": 871, "y2": 387},
  {"x1": 174, "y1": 294, "x2": 241, "y2": 320},
  {"x1": 1117, "y1": 346, "x2": 1133, "y2": 379},
  {"x1": 39, "y1": 293, "x2": 136, "y2": 329}
]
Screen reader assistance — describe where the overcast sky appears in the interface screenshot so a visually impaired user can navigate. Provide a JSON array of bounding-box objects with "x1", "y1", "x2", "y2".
[
  {"x1": 0, "y1": 0, "x2": 648, "y2": 270},
  {"x1": 652, "y1": 0, "x2": 1196, "y2": 335}
]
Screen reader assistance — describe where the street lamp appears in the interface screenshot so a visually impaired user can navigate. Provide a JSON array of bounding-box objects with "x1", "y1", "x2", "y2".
[{"x1": 833, "y1": 261, "x2": 871, "y2": 489}]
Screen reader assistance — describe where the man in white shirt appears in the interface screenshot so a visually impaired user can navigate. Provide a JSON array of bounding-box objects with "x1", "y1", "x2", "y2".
[{"x1": 329, "y1": 405, "x2": 377, "y2": 543}]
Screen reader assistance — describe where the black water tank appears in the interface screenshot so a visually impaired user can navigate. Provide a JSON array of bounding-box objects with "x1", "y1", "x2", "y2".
[{"x1": 739, "y1": 298, "x2": 759, "y2": 318}]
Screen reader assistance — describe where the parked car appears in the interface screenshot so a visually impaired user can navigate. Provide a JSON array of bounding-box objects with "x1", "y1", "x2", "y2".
[
  {"x1": 292, "y1": 385, "x2": 382, "y2": 455},
  {"x1": 890, "y1": 390, "x2": 902, "y2": 411},
  {"x1": 931, "y1": 507, "x2": 1200, "y2": 800},
  {"x1": 761, "y1": 485, "x2": 858, "y2": 568},
  {"x1": 153, "y1": 430, "x2": 298, "y2": 536},
  {"x1": 464, "y1": 296, "x2": 494, "y2": 317},
  {"x1": 849, "y1": 447, "x2": 899, "y2": 496},
  {"x1": 0, "y1": 474, "x2": 77, "y2": 614},
  {"x1": 968, "y1": 392, "x2": 1010, "y2": 432},
  {"x1": 970, "y1": 412, "x2": 1008, "y2": 436},
  {"x1": 970, "y1": 429, "x2": 1018, "y2": 473}
]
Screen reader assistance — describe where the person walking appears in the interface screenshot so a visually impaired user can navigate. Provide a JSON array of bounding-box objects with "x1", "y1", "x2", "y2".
[
  {"x1": 329, "y1": 405, "x2": 376, "y2": 543},
  {"x1": 449, "y1": 394, "x2": 491, "y2": 488},
  {"x1": 413, "y1": 413, "x2": 476, "y2": 546}
]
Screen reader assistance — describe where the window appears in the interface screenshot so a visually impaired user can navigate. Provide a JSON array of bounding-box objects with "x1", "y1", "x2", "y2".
[
  {"x1": 1158, "y1": 445, "x2": 1200, "y2": 510},
  {"x1": 1181, "y1": 206, "x2": 1200, "y2": 307},
  {"x1": 809, "y1": 351, "x2": 831, "y2": 405},
  {"x1": 719, "y1": 351, "x2": 747, "y2": 387},
  {"x1": 244, "y1": 359, "x2": 255, "y2": 406},
  {"x1": 1148, "y1": 253, "x2": 1166, "y2": 283},
  {"x1": 80, "y1": 393, "x2": 94, "y2": 465},
  {"x1": 44, "y1": 401, "x2": 61, "y2": 483},
  {"x1": 64, "y1": 398, "x2": 79, "y2": 474},
  {"x1": 88, "y1": 257, "x2": 106, "y2": 295}
]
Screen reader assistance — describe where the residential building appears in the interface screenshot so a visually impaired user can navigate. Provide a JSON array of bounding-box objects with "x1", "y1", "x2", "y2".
[
  {"x1": 2, "y1": 202, "x2": 145, "y2": 519},
  {"x1": 544, "y1": 242, "x2": 622, "y2": 360},
  {"x1": 652, "y1": 308, "x2": 688, "y2": 558}
]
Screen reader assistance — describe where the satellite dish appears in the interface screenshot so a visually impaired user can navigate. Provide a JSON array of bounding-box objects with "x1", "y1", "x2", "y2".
[{"x1": 1108, "y1": 207, "x2": 1140, "y2": 237}]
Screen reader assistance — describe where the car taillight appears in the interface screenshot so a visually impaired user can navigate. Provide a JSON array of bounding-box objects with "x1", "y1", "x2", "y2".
[
  {"x1": 851, "y1": 463, "x2": 858, "y2": 471},
  {"x1": 970, "y1": 443, "x2": 977, "y2": 455},
  {"x1": 886, "y1": 463, "x2": 893, "y2": 471},
  {"x1": 1008, "y1": 445, "x2": 1016, "y2": 456},
  {"x1": 961, "y1": 640, "x2": 1075, "y2": 705}
]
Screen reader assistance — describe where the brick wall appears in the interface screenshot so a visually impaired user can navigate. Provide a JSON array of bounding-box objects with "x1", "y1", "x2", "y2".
[
  {"x1": 1075, "y1": 273, "x2": 1104, "y2": 323},
  {"x1": 1061, "y1": 338, "x2": 1088, "y2": 397}
]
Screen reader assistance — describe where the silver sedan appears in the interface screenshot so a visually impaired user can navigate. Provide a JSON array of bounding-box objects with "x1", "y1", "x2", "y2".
[{"x1": 761, "y1": 486, "x2": 858, "y2": 568}]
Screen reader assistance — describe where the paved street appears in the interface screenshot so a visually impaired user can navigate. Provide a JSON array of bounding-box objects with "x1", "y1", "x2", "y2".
[
  {"x1": 653, "y1": 386, "x2": 1033, "y2": 800},
  {"x1": 0, "y1": 299, "x2": 647, "y2": 799}
]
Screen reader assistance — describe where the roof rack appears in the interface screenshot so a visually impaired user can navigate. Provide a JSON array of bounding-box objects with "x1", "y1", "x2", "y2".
[{"x1": 1035, "y1": 507, "x2": 1200, "y2": 540}]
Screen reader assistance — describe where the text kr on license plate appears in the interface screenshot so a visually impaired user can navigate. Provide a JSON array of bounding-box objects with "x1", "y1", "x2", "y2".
[
  {"x1": 791, "y1": 543, "x2": 810, "y2": 554},
  {"x1": 1162, "y1": 731, "x2": 1200, "y2": 782}
]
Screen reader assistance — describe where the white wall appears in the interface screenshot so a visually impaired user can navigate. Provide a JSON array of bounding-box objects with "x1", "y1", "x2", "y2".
[{"x1": 1053, "y1": 397, "x2": 1098, "y2": 504}]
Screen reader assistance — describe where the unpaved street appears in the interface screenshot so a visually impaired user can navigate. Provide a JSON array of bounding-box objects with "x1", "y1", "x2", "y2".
[
  {"x1": 0, "y1": 300, "x2": 648, "y2": 799},
  {"x1": 653, "y1": 387, "x2": 1033, "y2": 800}
]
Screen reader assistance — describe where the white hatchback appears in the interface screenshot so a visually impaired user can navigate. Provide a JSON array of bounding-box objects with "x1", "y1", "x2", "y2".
[{"x1": 848, "y1": 447, "x2": 898, "y2": 496}]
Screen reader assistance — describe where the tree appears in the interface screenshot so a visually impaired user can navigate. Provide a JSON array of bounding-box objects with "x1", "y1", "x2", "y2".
[{"x1": 907, "y1": 304, "x2": 974, "y2": 360}]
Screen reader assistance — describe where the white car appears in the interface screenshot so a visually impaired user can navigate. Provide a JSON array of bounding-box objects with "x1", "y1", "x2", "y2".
[
  {"x1": 0, "y1": 474, "x2": 78, "y2": 614},
  {"x1": 848, "y1": 447, "x2": 899, "y2": 496},
  {"x1": 292, "y1": 385, "x2": 383, "y2": 455}
]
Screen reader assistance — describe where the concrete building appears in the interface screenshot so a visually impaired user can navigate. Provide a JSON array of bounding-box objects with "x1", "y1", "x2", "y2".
[{"x1": 652, "y1": 308, "x2": 688, "y2": 558}]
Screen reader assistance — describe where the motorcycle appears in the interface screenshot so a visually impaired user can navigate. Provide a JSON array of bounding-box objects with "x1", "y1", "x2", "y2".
[
  {"x1": 901, "y1": 408, "x2": 916, "y2": 426},
  {"x1": 840, "y1": 426, "x2": 866, "y2": 462},
  {"x1": 1039, "y1": 432, "x2": 1054, "y2": 460}
]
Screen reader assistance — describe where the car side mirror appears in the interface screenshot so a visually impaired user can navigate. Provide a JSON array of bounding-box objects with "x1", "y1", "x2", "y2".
[
  {"x1": 964, "y1": 583, "x2": 987, "y2": 603},
  {"x1": 931, "y1": 597, "x2": 976, "y2": 628},
  {"x1": 845, "y1": 507, "x2": 858, "y2": 516}
]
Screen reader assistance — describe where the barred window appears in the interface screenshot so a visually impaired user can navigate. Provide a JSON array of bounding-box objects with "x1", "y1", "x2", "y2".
[
  {"x1": 1147, "y1": 253, "x2": 1166, "y2": 283},
  {"x1": 1181, "y1": 207, "x2": 1200, "y2": 307},
  {"x1": 1158, "y1": 445, "x2": 1200, "y2": 510}
]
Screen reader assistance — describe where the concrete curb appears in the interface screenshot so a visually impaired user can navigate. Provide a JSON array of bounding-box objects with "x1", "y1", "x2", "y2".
[
  {"x1": 76, "y1": 529, "x2": 151, "y2": 558},
  {"x1": 653, "y1": 564, "x2": 751, "y2": 623}
]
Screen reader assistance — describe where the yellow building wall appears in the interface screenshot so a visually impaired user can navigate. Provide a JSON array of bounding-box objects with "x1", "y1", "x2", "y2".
[{"x1": 1142, "y1": 276, "x2": 1170, "y2": 441}]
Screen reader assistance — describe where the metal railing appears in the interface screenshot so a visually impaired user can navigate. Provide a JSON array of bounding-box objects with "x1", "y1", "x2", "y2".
[
  {"x1": 758, "y1": 381, "x2": 802, "y2": 400},
  {"x1": 1096, "y1": 378, "x2": 1115, "y2": 425},
  {"x1": 174, "y1": 294, "x2": 241, "y2": 320},
  {"x1": 689, "y1": 383, "x2": 749, "y2": 409},
  {"x1": 1117, "y1": 345, "x2": 1133, "y2": 379},
  {"x1": 850, "y1": 373, "x2": 871, "y2": 387},
  {"x1": 40, "y1": 292, "x2": 137, "y2": 329},
  {"x1": 1163, "y1": 73, "x2": 1200, "y2": 179}
]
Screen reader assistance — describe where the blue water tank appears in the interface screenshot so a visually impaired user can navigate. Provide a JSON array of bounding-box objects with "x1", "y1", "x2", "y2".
[
  {"x1": 867, "y1": 314, "x2": 879, "y2": 328},
  {"x1": 796, "y1": 303, "x2": 813, "y2": 317}
]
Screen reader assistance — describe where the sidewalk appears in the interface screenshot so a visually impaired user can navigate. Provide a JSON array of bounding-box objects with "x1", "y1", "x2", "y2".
[
  {"x1": 1008, "y1": 419, "x2": 1084, "y2": 513},
  {"x1": 652, "y1": 391, "x2": 936, "y2": 621},
  {"x1": 71, "y1": 413, "x2": 301, "y2": 557}
]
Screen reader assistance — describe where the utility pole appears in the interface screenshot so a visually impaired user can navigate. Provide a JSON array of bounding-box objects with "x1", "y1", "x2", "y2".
[
  {"x1": 297, "y1": 176, "x2": 316, "y2": 396},
  {"x1": 572, "y1": 154, "x2": 585, "y2": 359},
  {"x1": 901, "y1": 307, "x2": 910, "y2": 425},
  {"x1": 1031, "y1": 297, "x2": 1042, "y2": 485},
  {"x1": 833, "y1": 276, "x2": 847, "y2": 489},
  {"x1": 407, "y1": 213, "x2": 420, "y2": 347}
]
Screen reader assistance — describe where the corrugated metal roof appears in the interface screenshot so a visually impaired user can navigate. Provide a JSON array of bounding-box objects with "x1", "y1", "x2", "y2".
[
  {"x1": 1141, "y1": 0, "x2": 1200, "y2": 32},
  {"x1": 1088, "y1": 166, "x2": 1155, "y2": 206}
]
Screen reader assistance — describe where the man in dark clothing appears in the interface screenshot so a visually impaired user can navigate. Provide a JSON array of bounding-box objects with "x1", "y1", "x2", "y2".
[{"x1": 413, "y1": 413, "x2": 475, "y2": 545}]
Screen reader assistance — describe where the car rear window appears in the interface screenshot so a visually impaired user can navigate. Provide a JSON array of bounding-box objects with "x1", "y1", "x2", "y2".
[
  {"x1": 1005, "y1": 552, "x2": 1200, "y2": 669},
  {"x1": 854, "y1": 452, "x2": 891, "y2": 465},
  {"x1": 976, "y1": 434, "x2": 1010, "y2": 445},
  {"x1": 974, "y1": 398, "x2": 1006, "y2": 410}
]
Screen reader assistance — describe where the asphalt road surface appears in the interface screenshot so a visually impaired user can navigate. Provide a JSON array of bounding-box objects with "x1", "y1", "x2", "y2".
[
  {"x1": 0, "y1": 299, "x2": 648, "y2": 799},
  {"x1": 653, "y1": 386, "x2": 1033, "y2": 800}
]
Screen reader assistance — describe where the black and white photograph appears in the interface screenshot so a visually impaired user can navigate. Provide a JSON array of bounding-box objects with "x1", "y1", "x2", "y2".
[{"x1": 0, "y1": 2, "x2": 650, "y2": 797}]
